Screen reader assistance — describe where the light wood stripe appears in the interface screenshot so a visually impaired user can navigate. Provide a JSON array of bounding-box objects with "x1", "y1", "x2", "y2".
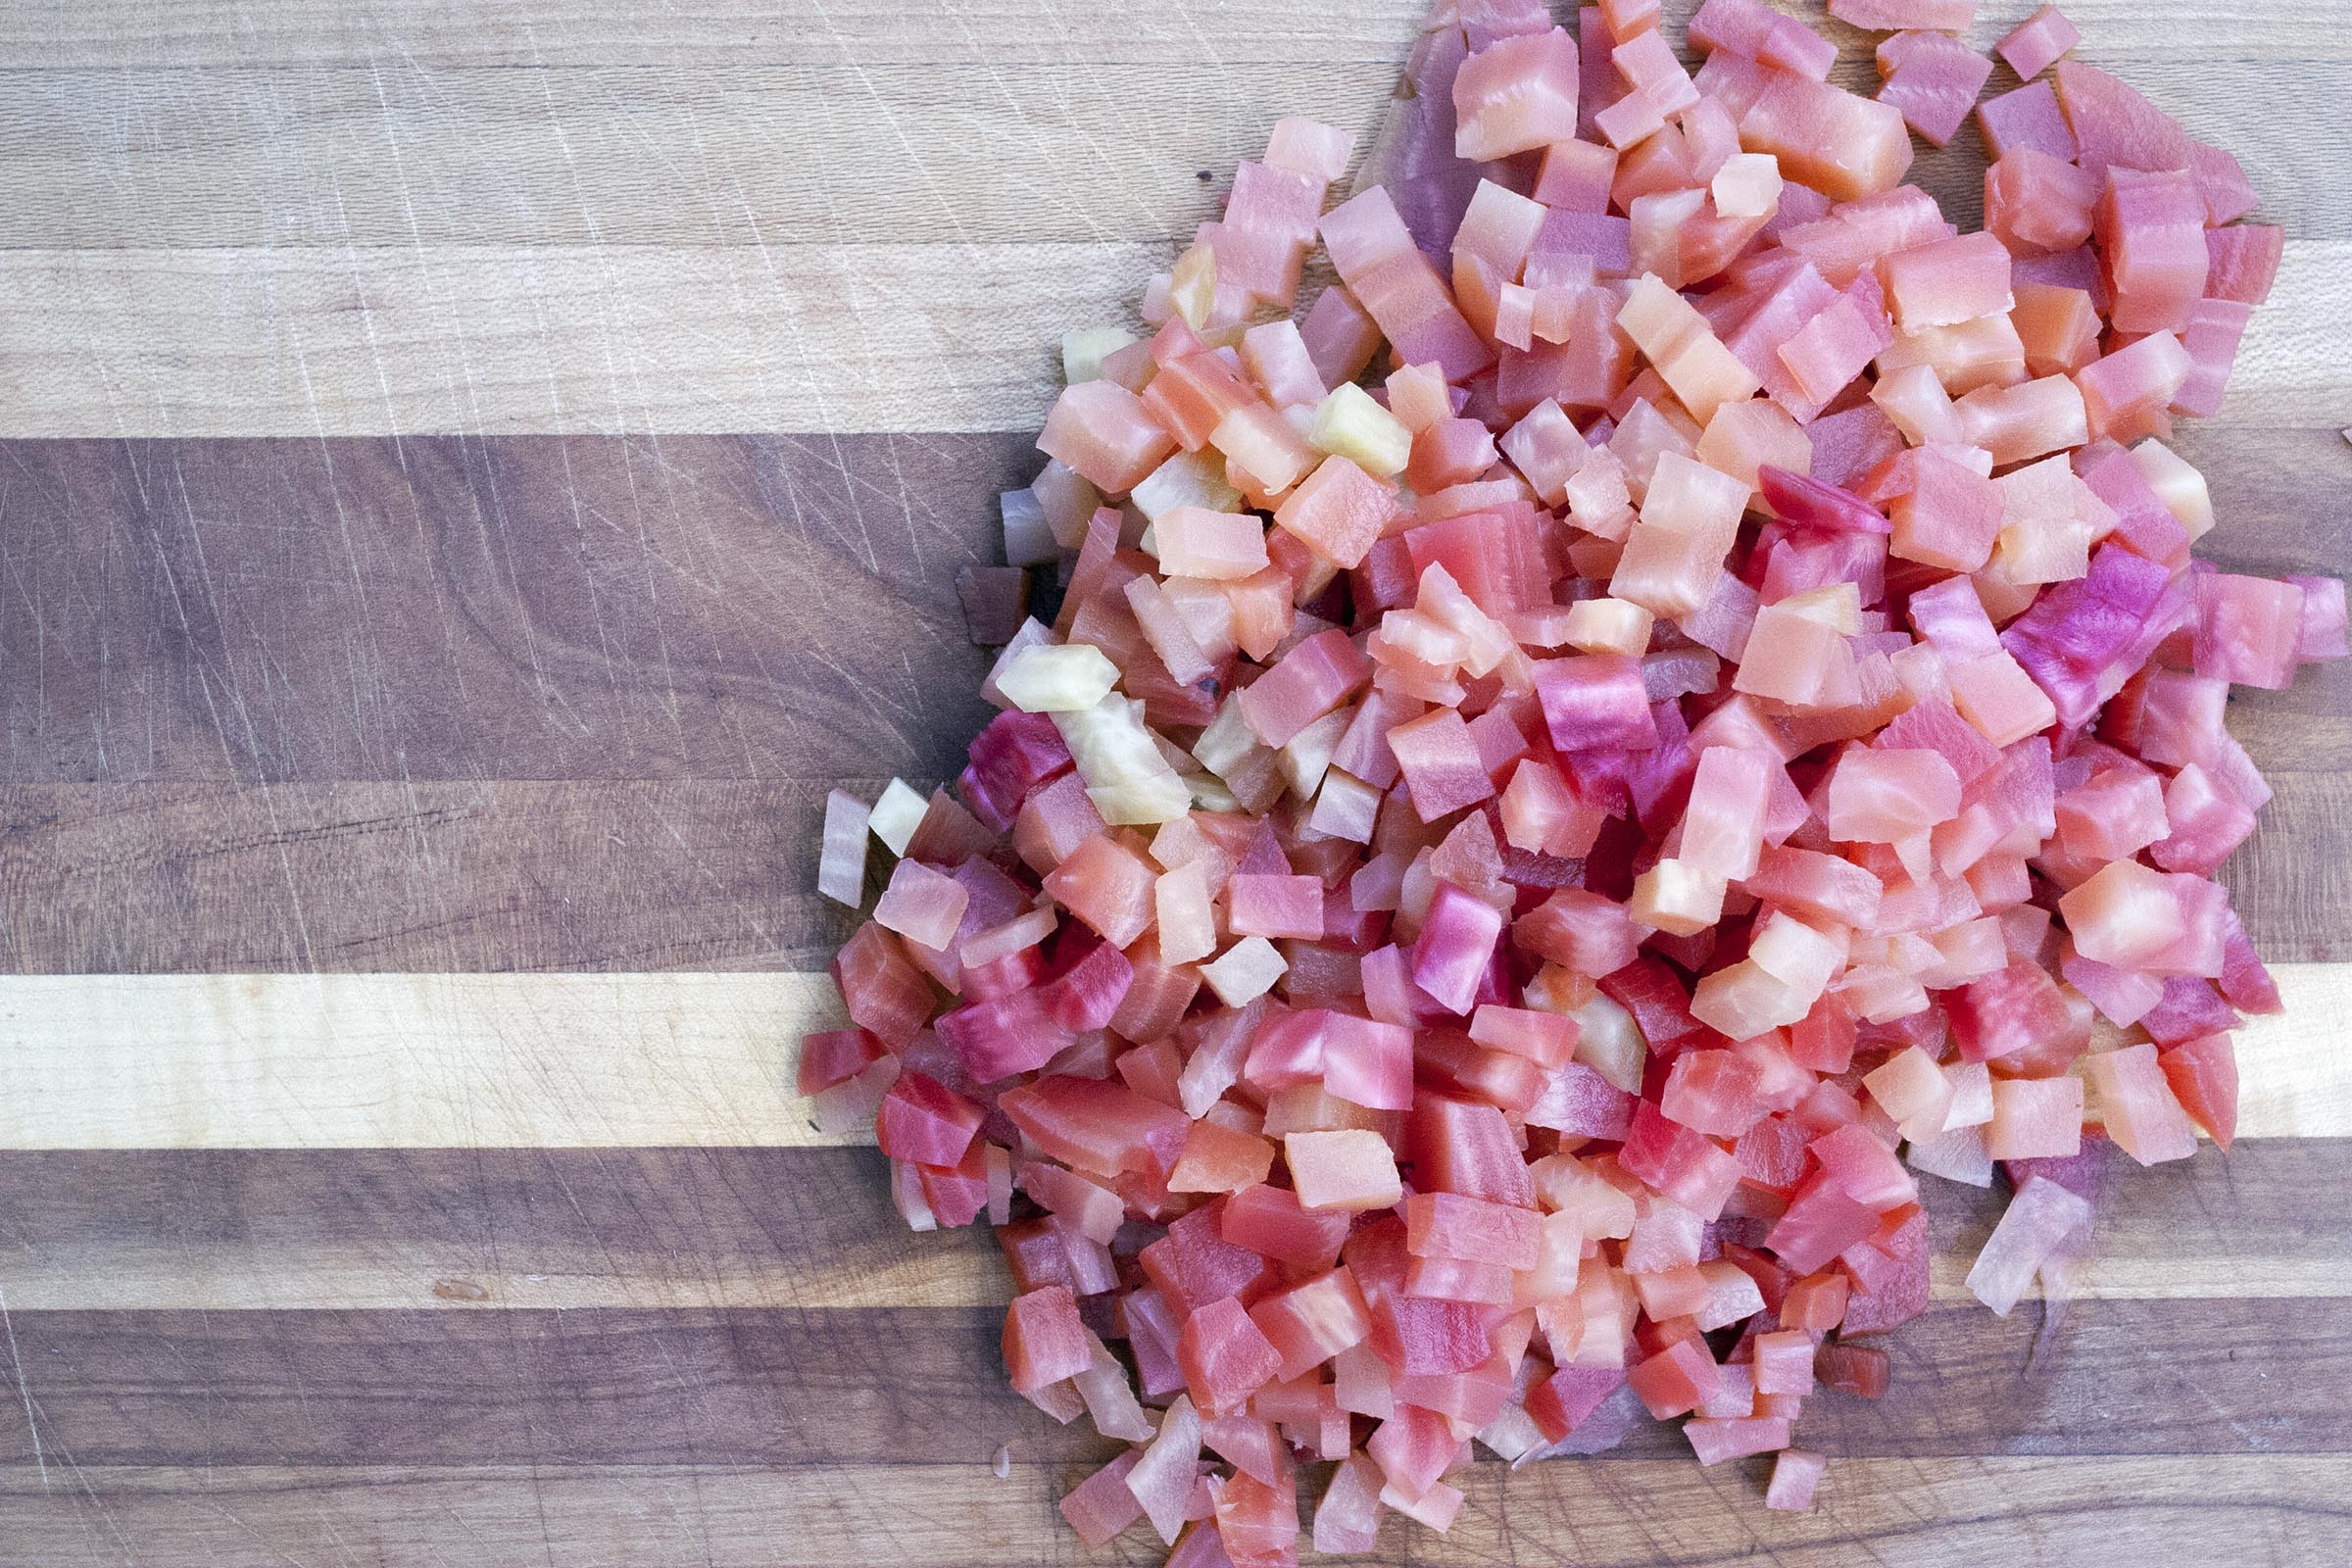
[
  {"x1": 1923, "y1": 1253, "x2": 2352, "y2": 1302},
  {"x1": 2219, "y1": 244, "x2": 2352, "y2": 429},
  {"x1": 0, "y1": 0, "x2": 2340, "y2": 69},
  {"x1": 0, "y1": 972, "x2": 838, "y2": 1149},
  {"x1": 16, "y1": 1247, "x2": 2344, "y2": 1311},
  {"x1": 2230, "y1": 966, "x2": 2352, "y2": 1139},
  {"x1": 0, "y1": 1457, "x2": 2341, "y2": 1566},
  {"x1": 1932, "y1": 0, "x2": 2352, "y2": 55},
  {"x1": 0, "y1": 56, "x2": 2332, "y2": 251},
  {"x1": 22, "y1": 0, "x2": 2346, "y2": 68},
  {"x1": 0, "y1": 0, "x2": 1435, "y2": 69},
  {"x1": 0, "y1": 966, "x2": 2342, "y2": 1151},
  {"x1": 0, "y1": 241, "x2": 2341, "y2": 438},
  {"x1": 0, "y1": 1242, "x2": 1007, "y2": 1313},
  {"x1": 0, "y1": 64, "x2": 1396, "y2": 248},
  {"x1": 13, "y1": 1244, "x2": 2339, "y2": 1313},
  {"x1": 0, "y1": 242, "x2": 1153, "y2": 438}
]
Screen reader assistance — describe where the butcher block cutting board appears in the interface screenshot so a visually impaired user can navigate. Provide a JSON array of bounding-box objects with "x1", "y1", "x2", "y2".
[{"x1": 1, "y1": 1, "x2": 2349, "y2": 1562}]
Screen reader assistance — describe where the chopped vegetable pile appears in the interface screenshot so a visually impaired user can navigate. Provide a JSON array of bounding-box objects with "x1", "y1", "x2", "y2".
[{"x1": 801, "y1": 0, "x2": 2344, "y2": 1557}]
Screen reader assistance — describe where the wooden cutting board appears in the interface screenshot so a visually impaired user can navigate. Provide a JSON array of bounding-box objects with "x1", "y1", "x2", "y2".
[{"x1": 1, "y1": 2, "x2": 2348, "y2": 1562}]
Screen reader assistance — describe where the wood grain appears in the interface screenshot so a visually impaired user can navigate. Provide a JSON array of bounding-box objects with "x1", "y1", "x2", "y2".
[
  {"x1": 1930, "y1": 1138, "x2": 2352, "y2": 1298},
  {"x1": 0, "y1": 64, "x2": 1398, "y2": 247},
  {"x1": 0, "y1": 56, "x2": 2337, "y2": 250},
  {"x1": 0, "y1": 1141, "x2": 2343, "y2": 1312},
  {"x1": 0, "y1": 1148, "x2": 1007, "y2": 1310},
  {"x1": 1, "y1": 429, "x2": 2339, "y2": 773},
  {"x1": 0, "y1": 1457, "x2": 2342, "y2": 1568},
  {"x1": 0, "y1": 0, "x2": 1438, "y2": 69},
  {"x1": 0, "y1": 435, "x2": 1004, "y2": 784},
  {"x1": 3, "y1": 0, "x2": 2344, "y2": 70},
  {"x1": 2221, "y1": 772, "x2": 2352, "y2": 964},
  {"x1": 0, "y1": 782, "x2": 861, "y2": 972},
  {"x1": 0, "y1": 243, "x2": 1156, "y2": 437},
  {"x1": 0, "y1": 966, "x2": 2344, "y2": 1151},
  {"x1": 0, "y1": 432, "x2": 2340, "y2": 981},
  {"x1": 0, "y1": 0, "x2": 2343, "y2": 1561},
  {"x1": 3, "y1": 241, "x2": 2345, "y2": 437},
  {"x1": 0, "y1": 0, "x2": 2342, "y2": 443},
  {"x1": 2, "y1": 772, "x2": 2339, "y2": 971},
  {"x1": 0, "y1": 973, "x2": 829, "y2": 1149},
  {"x1": 2, "y1": 1299, "x2": 2348, "y2": 1468},
  {"x1": 3, "y1": 432, "x2": 2334, "y2": 786}
]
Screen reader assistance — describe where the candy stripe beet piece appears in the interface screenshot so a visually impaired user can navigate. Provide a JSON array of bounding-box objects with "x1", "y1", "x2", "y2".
[{"x1": 802, "y1": 0, "x2": 2343, "y2": 1559}]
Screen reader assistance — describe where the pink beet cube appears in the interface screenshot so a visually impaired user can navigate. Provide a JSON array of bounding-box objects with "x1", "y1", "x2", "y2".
[
  {"x1": 2097, "y1": 167, "x2": 2210, "y2": 334},
  {"x1": 1454, "y1": 26, "x2": 1583, "y2": 161},
  {"x1": 1880, "y1": 231, "x2": 2014, "y2": 331},
  {"x1": 1997, "y1": 4, "x2": 2080, "y2": 79},
  {"x1": 1766, "y1": 1447, "x2": 1827, "y2": 1511},
  {"x1": 1875, "y1": 31, "x2": 1993, "y2": 148},
  {"x1": 1889, "y1": 448, "x2": 2003, "y2": 572}
]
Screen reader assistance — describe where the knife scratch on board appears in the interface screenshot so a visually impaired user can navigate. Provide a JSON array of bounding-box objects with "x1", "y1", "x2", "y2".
[{"x1": 0, "y1": 1287, "x2": 44, "y2": 1489}]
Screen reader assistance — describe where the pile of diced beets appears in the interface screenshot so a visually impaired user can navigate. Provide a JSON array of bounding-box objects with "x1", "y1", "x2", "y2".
[{"x1": 801, "y1": 0, "x2": 2344, "y2": 1557}]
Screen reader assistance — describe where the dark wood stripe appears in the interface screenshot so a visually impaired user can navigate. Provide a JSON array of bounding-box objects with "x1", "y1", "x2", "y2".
[
  {"x1": 1807, "y1": 1301, "x2": 2352, "y2": 1459},
  {"x1": 1926, "y1": 1139, "x2": 2352, "y2": 1294},
  {"x1": 0, "y1": 1305, "x2": 1088, "y2": 1468},
  {"x1": 9, "y1": 430, "x2": 2337, "y2": 788},
  {"x1": 2225, "y1": 775, "x2": 2352, "y2": 963},
  {"x1": 2181, "y1": 427, "x2": 2352, "y2": 784},
  {"x1": 0, "y1": 1457, "x2": 2340, "y2": 1567},
  {"x1": 1, "y1": 430, "x2": 2344, "y2": 971},
  {"x1": 2230, "y1": 693, "x2": 2352, "y2": 777},
  {"x1": 0, "y1": 434, "x2": 1012, "y2": 785},
  {"x1": 3, "y1": 1147, "x2": 910, "y2": 1259},
  {"x1": 2179, "y1": 429, "x2": 2352, "y2": 579},
  {"x1": 0, "y1": 1296, "x2": 2345, "y2": 1467},
  {"x1": 0, "y1": 781, "x2": 864, "y2": 971},
  {"x1": 0, "y1": 1147, "x2": 1000, "y2": 1308},
  {"x1": 2136, "y1": 426, "x2": 2352, "y2": 958},
  {"x1": 2, "y1": 1144, "x2": 2345, "y2": 1309},
  {"x1": 1, "y1": 777, "x2": 2337, "y2": 971}
]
